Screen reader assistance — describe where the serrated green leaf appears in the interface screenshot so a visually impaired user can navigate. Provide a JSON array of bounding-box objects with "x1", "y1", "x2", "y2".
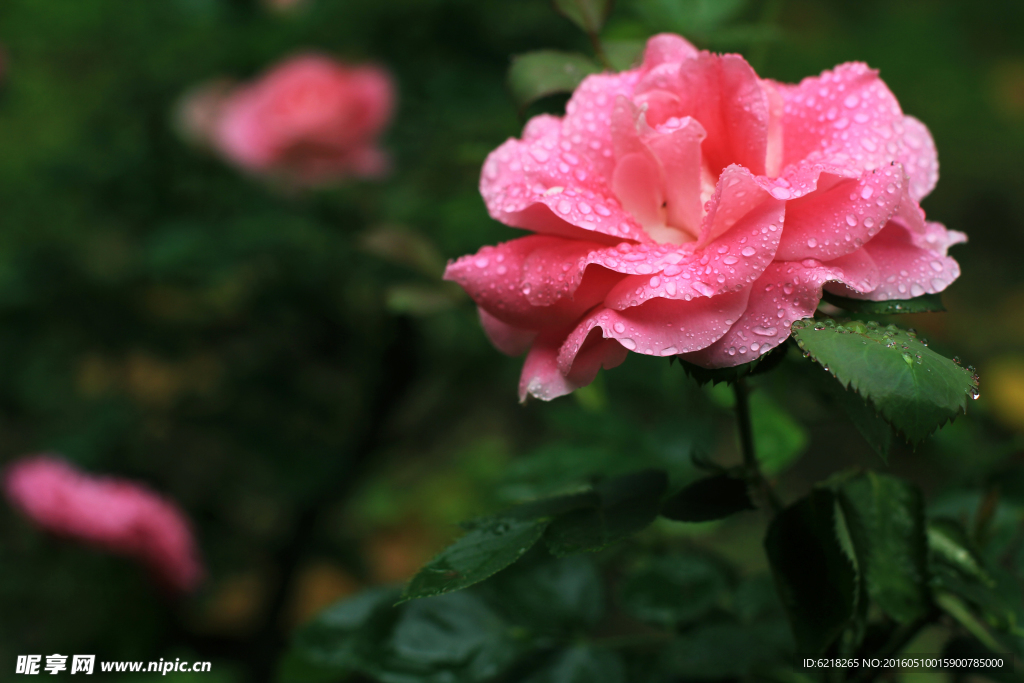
[
  {"x1": 791, "y1": 319, "x2": 978, "y2": 443},
  {"x1": 401, "y1": 517, "x2": 549, "y2": 601},
  {"x1": 765, "y1": 489, "x2": 857, "y2": 653},
  {"x1": 508, "y1": 51, "x2": 600, "y2": 110},
  {"x1": 619, "y1": 553, "x2": 730, "y2": 626},
  {"x1": 821, "y1": 291, "x2": 946, "y2": 314},
  {"x1": 832, "y1": 472, "x2": 931, "y2": 623},
  {"x1": 552, "y1": 0, "x2": 613, "y2": 34},
  {"x1": 525, "y1": 646, "x2": 626, "y2": 683},
  {"x1": 660, "y1": 474, "x2": 754, "y2": 522},
  {"x1": 544, "y1": 470, "x2": 668, "y2": 556},
  {"x1": 484, "y1": 553, "x2": 604, "y2": 635},
  {"x1": 819, "y1": 373, "x2": 893, "y2": 461}
]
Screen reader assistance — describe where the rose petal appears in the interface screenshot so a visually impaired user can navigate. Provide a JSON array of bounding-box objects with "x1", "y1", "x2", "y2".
[
  {"x1": 519, "y1": 330, "x2": 627, "y2": 402},
  {"x1": 681, "y1": 256, "x2": 876, "y2": 367},
  {"x1": 775, "y1": 163, "x2": 905, "y2": 261},
  {"x1": 478, "y1": 307, "x2": 536, "y2": 356},
  {"x1": 897, "y1": 115, "x2": 939, "y2": 202},
  {"x1": 559, "y1": 288, "x2": 751, "y2": 372},
  {"x1": 641, "y1": 33, "x2": 699, "y2": 70}
]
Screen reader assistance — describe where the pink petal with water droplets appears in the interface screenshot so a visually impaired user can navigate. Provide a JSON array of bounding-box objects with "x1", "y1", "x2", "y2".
[
  {"x1": 641, "y1": 33, "x2": 699, "y2": 70},
  {"x1": 682, "y1": 257, "x2": 875, "y2": 368},
  {"x1": 559, "y1": 289, "x2": 751, "y2": 372},
  {"x1": 444, "y1": 236, "x2": 622, "y2": 330},
  {"x1": 839, "y1": 221, "x2": 963, "y2": 301},
  {"x1": 562, "y1": 71, "x2": 644, "y2": 178},
  {"x1": 519, "y1": 330, "x2": 627, "y2": 402},
  {"x1": 776, "y1": 62, "x2": 907, "y2": 173},
  {"x1": 775, "y1": 163, "x2": 905, "y2": 261},
  {"x1": 478, "y1": 307, "x2": 536, "y2": 356},
  {"x1": 480, "y1": 114, "x2": 647, "y2": 242},
  {"x1": 646, "y1": 116, "x2": 706, "y2": 237},
  {"x1": 897, "y1": 116, "x2": 938, "y2": 202}
]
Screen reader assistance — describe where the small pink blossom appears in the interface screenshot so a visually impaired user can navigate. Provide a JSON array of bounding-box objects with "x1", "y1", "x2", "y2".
[
  {"x1": 4, "y1": 455, "x2": 203, "y2": 595},
  {"x1": 203, "y1": 53, "x2": 394, "y2": 185},
  {"x1": 445, "y1": 34, "x2": 964, "y2": 401}
]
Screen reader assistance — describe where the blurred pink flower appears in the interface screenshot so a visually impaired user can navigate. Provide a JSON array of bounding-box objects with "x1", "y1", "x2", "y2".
[
  {"x1": 445, "y1": 33, "x2": 964, "y2": 401},
  {"x1": 208, "y1": 53, "x2": 394, "y2": 185},
  {"x1": 4, "y1": 455, "x2": 203, "y2": 595}
]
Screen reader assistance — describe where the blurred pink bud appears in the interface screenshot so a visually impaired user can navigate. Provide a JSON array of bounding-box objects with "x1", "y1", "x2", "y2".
[
  {"x1": 4, "y1": 455, "x2": 204, "y2": 596},
  {"x1": 211, "y1": 53, "x2": 395, "y2": 186}
]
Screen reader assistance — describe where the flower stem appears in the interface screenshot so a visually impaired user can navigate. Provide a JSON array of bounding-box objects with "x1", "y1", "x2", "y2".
[
  {"x1": 588, "y1": 31, "x2": 612, "y2": 71},
  {"x1": 733, "y1": 378, "x2": 782, "y2": 514}
]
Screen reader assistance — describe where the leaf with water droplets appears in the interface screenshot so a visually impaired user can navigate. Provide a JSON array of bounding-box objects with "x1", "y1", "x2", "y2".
[
  {"x1": 508, "y1": 51, "x2": 601, "y2": 111},
  {"x1": 400, "y1": 517, "x2": 551, "y2": 602},
  {"x1": 821, "y1": 291, "x2": 946, "y2": 314},
  {"x1": 552, "y1": 0, "x2": 613, "y2": 35},
  {"x1": 791, "y1": 319, "x2": 978, "y2": 443}
]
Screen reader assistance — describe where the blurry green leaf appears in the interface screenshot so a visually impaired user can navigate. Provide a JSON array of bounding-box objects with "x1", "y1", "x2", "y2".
[
  {"x1": 750, "y1": 392, "x2": 809, "y2": 476},
  {"x1": 360, "y1": 225, "x2": 446, "y2": 278},
  {"x1": 499, "y1": 491, "x2": 602, "y2": 523},
  {"x1": 733, "y1": 574, "x2": 786, "y2": 623},
  {"x1": 508, "y1": 51, "x2": 600, "y2": 111},
  {"x1": 821, "y1": 291, "x2": 946, "y2": 314},
  {"x1": 934, "y1": 591, "x2": 1007, "y2": 654},
  {"x1": 552, "y1": 0, "x2": 613, "y2": 35},
  {"x1": 660, "y1": 621, "x2": 792, "y2": 680},
  {"x1": 603, "y1": 40, "x2": 645, "y2": 70},
  {"x1": 386, "y1": 284, "x2": 460, "y2": 316},
  {"x1": 545, "y1": 470, "x2": 668, "y2": 556},
  {"x1": 634, "y1": 0, "x2": 747, "y2": 35},
  {"x1": 293, "y1": 586, "x2": 401, "y2": 670},
  {"x1": 928, "y1": 517, "x2": 994, "y2": 587},
  {"x1": 832, "y1": 472, "x2": 931, "y2": 623},
  {"x1": 485, "y1": 553, "x2": 605, "y2": 634},
  {"x1": 401, "y1": 518, "x2": 549, "y2": 601},
  {"x1": 764, "y1": 489, "x2": 857, "y2": 653},
  {"x1": 619, "y1": 553, "x2": 730, "y2": 626},
  {"x1": 386, "y1": 592, "x2": 524, "y2": 681},
  {"x1": 660, "y1": 474, "x2": 754, "y2": 522},
  {"x1": 277, "y1": 650, "x2": 345, "y2": 683},
  {"x1": 524, "y1": 646, "x2": 626, "y2": 683},
  {"x1": 791, "y1": 319, "x2": 978, "y2": 443}
]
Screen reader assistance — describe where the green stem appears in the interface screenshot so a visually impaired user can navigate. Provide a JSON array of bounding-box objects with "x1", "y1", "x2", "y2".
[
  {"x1": 588, "y1": 31, "x2": 612, "y2": 70},
  {"x1": 733, "y1": 378, "x2": 782, "y2": 514}
]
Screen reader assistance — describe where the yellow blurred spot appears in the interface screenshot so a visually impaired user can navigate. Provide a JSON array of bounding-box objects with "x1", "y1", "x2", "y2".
[
  {"x1": 286, "y1": 562, "x2": 361, "y2": 628},
  {"x1": 195, "y1": 573, "x2": 266, "y2": 636},
  {"x1": 76, "y1": 351, "x2": 222, "y2": 406},
  {"x1": 990, "y1": 60, "x2": 1024, "y2": 120},
  {"x1": 984, "y1": 356, "x2": 1024, "y2": 432}
]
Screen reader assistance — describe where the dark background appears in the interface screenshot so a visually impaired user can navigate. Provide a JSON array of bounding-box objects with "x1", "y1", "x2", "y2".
[{"x1": 0, "y1": 0, "x2": 1021, "y2": 680}]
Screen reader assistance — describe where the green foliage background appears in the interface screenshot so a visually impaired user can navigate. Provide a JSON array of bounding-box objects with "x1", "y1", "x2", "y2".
[{"x1": 0, "y1": 0, "x2": 1023, "y2": 681}]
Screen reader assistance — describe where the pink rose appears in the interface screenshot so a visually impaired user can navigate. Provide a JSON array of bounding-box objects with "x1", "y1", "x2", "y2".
[
  {"x1": 209, "y1": 54, "x2": 394, "y2": 185},
  {"x1": 4, "y1": 455, "x2": 204, "y2": 595},
  {"x1": 445, "y1": 34, "x2": 964, "y2": 401}
]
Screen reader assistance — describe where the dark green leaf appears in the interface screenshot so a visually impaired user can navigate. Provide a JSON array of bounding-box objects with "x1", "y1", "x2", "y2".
[
  {"x1": 660, "y1": 622, "x2": 792, "y2": 680},
  {"x1": 292, "y1": 586, "x2": 402, "y2": 671},
  {"x1": 485, "y1": 553, "x2": 604, "y2": 634},
  {"x1": 603, "y1": 40, "x2": 645, "y2": 70},
  {"x1": 821, "y1": 291, "x2": 946, "y2": 314},
  {"x1": 544, "y1": 470, "x2": 668, "y2": 556},
  {"x1": 508, "y1": 51, "x2": 600, "y2": 110},
  {"x1": 660, "y1": 474, "x2": 754, "y2": 522},
  {"x1": 401, "y1": 517, "x2": 549, "y2": 601},
  {"x1": 552, "y1": 0, "x2": 613, "y2": 34},
  {"x1": 386, "y1": 592, "x2": 524, "y2": 681},
  {"x1": 791, "y1": 319, "x2": 978, "y2": 442},
  {"x1": 764, "y1": 489, "x2": 858, "y2": 653},
  {"x1": 525, "y1": 646, "x2": 626, "y2": 683},
  {"x1": 820, "y1": 374, "x2": 893, "y2": 461},
  {"x1": 619, "y1": 553, "x2": 730, "y2": 626},
  {"x1": 832, "y1": 472, "x2": 931, "y2": 622}
]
